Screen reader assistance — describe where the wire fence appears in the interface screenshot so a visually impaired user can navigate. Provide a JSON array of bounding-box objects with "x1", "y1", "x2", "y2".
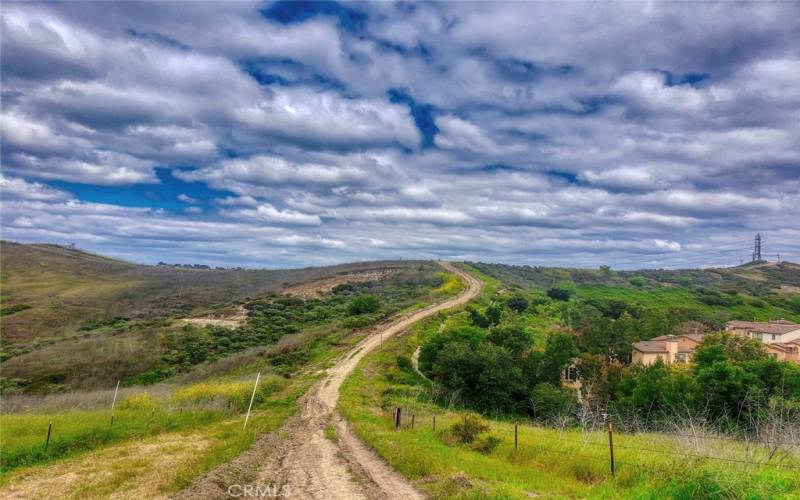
[{"x1": 388, "y1": 407, "x2": 800, "y2": 475}]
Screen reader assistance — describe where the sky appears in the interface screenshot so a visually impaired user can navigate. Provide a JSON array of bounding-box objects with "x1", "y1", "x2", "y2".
[{"x1": 1, "y1": 1, "x2": 799, "y2": 269}]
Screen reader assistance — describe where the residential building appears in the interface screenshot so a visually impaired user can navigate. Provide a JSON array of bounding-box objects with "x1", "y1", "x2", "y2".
[
  {"x1": 631, "y1": 334, "x2": 704, "y2": 366},
  {"x1": 764, "y1": 340, "x2": 800, "y2": 363},
  {"x1": 725, "y1": 319, "x2": 800, "y2": 362},
  {"x1": 725, "y1": 319, "x2": 800, "y2": 344}
]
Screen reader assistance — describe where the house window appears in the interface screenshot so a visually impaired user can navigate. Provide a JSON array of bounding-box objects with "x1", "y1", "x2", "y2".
[
  {"x1": 563, "y1": 366, "x2": 578, "y2": 382},
  {"x1": 755, "y1": 332, "x2": 763, "y2": 341},
  {"x1": 772, "y1": 334, "x2": 776, "y2": 341},
  {"x1": 676, "y1": 353, "x2": 687, "y2": 363}
]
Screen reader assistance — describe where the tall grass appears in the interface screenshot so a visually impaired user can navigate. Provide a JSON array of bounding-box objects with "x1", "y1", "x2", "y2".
[
  {"x1": 338, "y1": 313, "x2": 800, "y2": 499},
  {"x1": 172, "y1": 375, "x2": 286, "y2": 411},
  {"x1": 1, "y1": 407, "x2": 221, "y2": 474},
  {"x1": 435, "y1": 272, "x2": 466, "y2": 297}
]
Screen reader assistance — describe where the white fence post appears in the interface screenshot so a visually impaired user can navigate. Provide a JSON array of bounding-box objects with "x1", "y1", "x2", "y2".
[{"x1": 243, "y1": 372, "x2": 261, "y2": 430}]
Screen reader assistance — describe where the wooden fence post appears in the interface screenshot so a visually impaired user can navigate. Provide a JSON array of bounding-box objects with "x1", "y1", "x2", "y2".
[
  {"x1": 514, "y1": 423, "x2": 518, "y2": 452},
  {"x1": 45, "y1": 421, "x2": 52, "y2": 450},
  {"x1": 433, "y1": 415, "x2": 436, "y2": 432},
  {"x1": 395, "y1": 407, "x2": 402, "y2": 429},
  {"x1": 411, "y1": 414, "x2": 415, "y2": 429},
  {"x1": 607, "y1": 421, "x2": 615, "y2": 476}
]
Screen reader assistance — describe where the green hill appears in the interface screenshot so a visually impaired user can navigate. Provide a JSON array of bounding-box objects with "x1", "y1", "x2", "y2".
[
  {"x1": 0, "y1": 241, "x2": 407, "y2": 344},
  {"x1": 468, "y1": 260, "x2": 800, "y2": 323}
]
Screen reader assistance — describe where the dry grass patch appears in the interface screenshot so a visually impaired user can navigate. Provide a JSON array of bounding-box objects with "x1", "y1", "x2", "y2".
[{"x1": 0, "y1": 432, "x2": 216, "y2": 499}]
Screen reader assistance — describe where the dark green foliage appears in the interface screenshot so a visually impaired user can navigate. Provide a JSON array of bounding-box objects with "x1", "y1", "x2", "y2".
[
  {"x1": 547, "y1": 287, "x2": 572, "y2": 301},
  {"x1": 506, "y1": 295, "x2": 529, "y2": 313},
  {"x1": 0, "y1": 304, "x2": 32, "y2": 316},
  {"x1": 419, "y1": 326, "x2": 485, "y2": 374},
  {"x1": 538, "y1": 334, "x2": 579, "y2": 386},
  {"x1": 466, "y1": 305, "x2": 502, "y2": 328},
  {"x1": 487, "y1": 326, "x2": 532, "y2": 360},
  {"x1": 629, "y1": 276, "x2": 646, "y2": 287},
  {"x1": 471, "y1": 435, "x2": 501, "y2": 454},
  {"x1": 530, "y1": 383, "x2": 578, "y2": 422},
  {"x1": 454, "y1": 261, "x2": 800, "y2": 434},
  {"x1": 695, "y1": 287, "x2": 743, "y2": 306},
  {"x1": 693, "y1": 333, "x2": 768, "y2": 364},
  {"x1": 421, "y1": 326, "x2": 576, "y2": 415},
  {"x1": 347, "y1": 295, "x2": 380, "y2": 315}
]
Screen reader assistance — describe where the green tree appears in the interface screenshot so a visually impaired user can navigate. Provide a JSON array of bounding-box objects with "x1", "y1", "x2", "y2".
[
  {"x1": 506, "y1": 295, "x2": 529, "y2": 313},
  {"x1": 419, "y1": 326, "x2": 485, "y2": 375},
  {"x1": 487, "y1": 326, "x2": 532, "y2": 360},
  {"x1": 547, "y1": 287, "x2": 572, "y2": 301},
  {"x1": 538, "y1": 333, "x2": 579, "y2": 386},
  {"x1": 347, "y1": 295, "x2": 380, "y2": 315},
  {"x1": 530, "y1": 383, "x2": 577, "y2": 422}
]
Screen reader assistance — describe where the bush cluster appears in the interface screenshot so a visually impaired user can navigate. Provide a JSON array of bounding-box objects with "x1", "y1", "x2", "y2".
[{"x1": 420, "y1": 324, "x2": 578, "y2": 416}]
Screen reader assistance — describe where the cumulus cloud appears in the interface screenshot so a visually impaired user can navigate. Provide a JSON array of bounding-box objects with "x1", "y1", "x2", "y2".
[{"x1": 1, "y1": 1, "x2": 799, "y2": 268}]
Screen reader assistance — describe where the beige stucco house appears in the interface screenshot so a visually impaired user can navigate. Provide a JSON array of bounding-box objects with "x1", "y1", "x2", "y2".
[
  {"x1": 725, "y1": 319, "x2": 800, "y2": 344},
  {"x1": 631, "y1": 321, "x2": 800, "y2": 366},
  {"x1": 725, "y1": 319, "x2": 800, "y2": 362},
  {"x1": 631, "y1": 334, "x2": 704, "y2": 366},
  {"x1": 764, "y1": 340, "x2": 800, "y2": 363}
]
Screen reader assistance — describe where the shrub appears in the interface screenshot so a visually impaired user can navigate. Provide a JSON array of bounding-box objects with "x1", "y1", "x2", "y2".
[
  {"x1": 347, "y1": 295, "x2": 381, "y2": 315},
  {"x1": 629, "y1": 276, "x2": 646, "y2": 287},
  {"x1": 506, "y1": 296, "x2": 529, "y2": 313},
  {"x1": 471, "y1": 435, "x2": 501, "y2": 454},
  {"x1": 547, "y1": 288, "x2": 572, "y2": 301},
  {"x1": 1, "y1": 304, "x2": 32, "y2": 316},
  {"x1": 530, "y1": 383, "x2": 577, "y2": 422},
  {"x1": 447, "y1": 414, "x2": 490, "y2": 444}
]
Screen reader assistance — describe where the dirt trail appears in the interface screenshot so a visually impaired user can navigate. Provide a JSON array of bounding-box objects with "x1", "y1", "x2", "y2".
[{"x1": 179, "y1": 262, "x2": 480, "y2": 499}]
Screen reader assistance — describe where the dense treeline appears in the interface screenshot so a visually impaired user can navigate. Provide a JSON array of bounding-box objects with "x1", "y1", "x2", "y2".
[
  {"x1": 419, "y1": 325, "x2": 577, "y2": 414},
  {"x1": 419, "y1": 291, "x2": 800, "y2": 434},
  {"x1": 577, "y1": 334, "x2": 800, "y2": 433}
]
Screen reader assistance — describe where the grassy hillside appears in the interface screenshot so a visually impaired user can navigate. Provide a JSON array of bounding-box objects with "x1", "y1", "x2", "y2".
[
  {"x1": 469, "y1": 260, "x2": 800, "y2": 323},
  {"x1": 0, "y1": 241, "x2": 414, "y2": 344},
  {"x1": 0, "y1": 242, "x2": 438, "y2": 394}
]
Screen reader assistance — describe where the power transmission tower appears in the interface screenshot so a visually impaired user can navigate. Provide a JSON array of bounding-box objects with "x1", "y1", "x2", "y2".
[{"x1": 752, "y1": 233, "x2": 762, "y2": 262}]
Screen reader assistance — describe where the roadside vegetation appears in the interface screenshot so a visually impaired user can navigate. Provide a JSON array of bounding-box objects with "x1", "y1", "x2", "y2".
[
  {"x1": 0, "y1": 263, "x2": 459, "y2": 497},
  {"x1": 339, "y1": 264, "x2": 800, "y2": 498}
]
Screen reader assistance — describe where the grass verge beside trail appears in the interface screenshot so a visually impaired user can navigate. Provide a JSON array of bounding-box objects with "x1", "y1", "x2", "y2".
[
  {"x1": 0, "y1": 269, "x2": 464, "y2": 497},
  {"x1": 338, "y1": 268, "x2": 800, "y2": 499}
]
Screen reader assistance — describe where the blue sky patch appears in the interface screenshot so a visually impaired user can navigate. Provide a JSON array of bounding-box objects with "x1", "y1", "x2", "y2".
[
  {"x1": 48, "y1": 168, "x2": 233, "y2": 212},
  {"x1": 261, "y1": 1, "x2": 367, "y2": 32}
]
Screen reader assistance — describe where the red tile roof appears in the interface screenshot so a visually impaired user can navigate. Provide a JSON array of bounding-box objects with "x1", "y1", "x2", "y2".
[
  {"x1": 726, "y1": 320, "x2": 800, "y2": 335},
  {"x1": 652, "y1": 333, "x2": 705, "y2": 343},
  {"x1": 633, "y1": 341, "x2": 669, "y2": 353}
]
